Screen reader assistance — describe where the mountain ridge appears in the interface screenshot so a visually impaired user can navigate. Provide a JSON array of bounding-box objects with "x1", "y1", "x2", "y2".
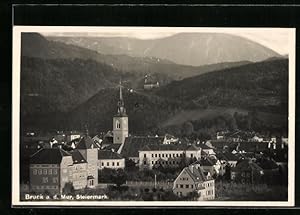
[{"x1": 48, "y1": 32, "x2": 281, "y2": 66}]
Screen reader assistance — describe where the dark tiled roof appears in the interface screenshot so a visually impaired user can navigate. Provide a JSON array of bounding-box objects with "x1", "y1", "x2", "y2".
[
  {"x1": 184, "y1": 165, "x2": 209, "y2": 183},
  {"x1": 256, "y1": 158, "x2": 278, "y2": 170},
  {"x1": 103, "y1": 143, "x2": 121, "y2": 152},
  {"x1": 210, "y1": 140, "x2": 236, "y2": 150},
  {"x1": 30, "y1": 148, "x2": 71, "y2": 164},
  {"x1": 98, "y1": 150, "x2": 124, "y2": 160},
  {"x1": 76, "y1": 136, "x2": 98, "y2": 150},
  {"x1": 238, "y1": 142, "x2": 269, "y2": 152},
  {"x1": 139, "y1": 144, "x2": 199, "y2": 152},
  {"x1": 232, "y1": 159, "x2": 263, "y2": 172},
  {"x1": 121, "y1": 136, "x2": 165, "y2": 157},
  {"x1": 197, "y1": 144, "x2": 213, "y2": 150},
  {"x1": 101, "y1": 136, "x2": 113, "y2": 145},
  {"x1": 216, "y1": 152, "x2": 239, "y2": 162},
  {"x1": 193, "y1": 157, "x2": 216, "y2": 166},
  {"x1": 72, "y1": 150, "x2": 87, "y2": 164}
]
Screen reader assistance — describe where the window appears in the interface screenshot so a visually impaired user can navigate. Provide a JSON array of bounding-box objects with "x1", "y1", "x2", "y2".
[
  {"x1": 191, "y1": 154, "x2": 193, "y2": 158},
  {"x1": 117, "y1": 162, "x2": 119, "y2": 166},
  {"x1": 155, "y1": 154, "x2": 157, "y2": 157},
  {"x1": 102, "y1": 162, "x2": 104, "y2": 166},
  {"x1": 53, "y1": 177, "x2": 58, "y2": 183},
  {"x1": 144, "y1": 161, "x2": 146, "y2": 165},
  {"x1": 107, "y1": 162, "x2": 109, "y2": 166},
  {"x1": 186, "y1": 185, "x2": 189, "y2": 188},
  {"x1": 176, "y1": 154, "x2": 179, "y2": 157},
  {"x1": 191, "y1": 185, "x2": 193, "y2": 188},
  {"x1": 144, "y1": 154, "x2": 146, "y2": 158},
  {"x1": 180, "y1": 184, "x2": 183, "y2": 188},
  {"x1": 162, "y1": 154, "x2": 164, "y2": 157},
  {"x1": 159, "y1": 154, "x2": 161, "y2": 157},
  {"x1": 116, "y1": 121, "x2": 121, "y2": 129},
  {"x1": 152, "y1": 154, "x2": 154, "y2": 157},
  {"x1": 33, "y1": 169, "x2": 37, "y2": 175},
  {"x1": 176, "y1": 184, "x2": 179, "y2": 188},
  {"x1": 48, "y1": 169, "x2": 52, "y2": 175},
  {"x1": 151, "y1": 161, "x2": 154, "y2": 164},
  {"x1": 38, "y1": 169, "x2": 42, "y2": 175},
  {"x1": 173, "y1": 154, "x2": 175, "y2": 157},
  {"x1": 112, "y1": 162, "x2": 115, "y2": 166}
]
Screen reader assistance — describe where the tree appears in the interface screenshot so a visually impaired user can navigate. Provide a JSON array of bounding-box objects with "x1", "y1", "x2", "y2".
[
  {"x1": 62, "y1": 182, "x2": 75, "y2": 195},
  {"x1": 111, "y1": 169, "x2": 127, "y2": 188}
]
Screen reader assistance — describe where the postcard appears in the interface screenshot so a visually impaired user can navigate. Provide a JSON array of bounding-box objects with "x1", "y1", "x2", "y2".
[{"x1": 12, "y1": 26, "x2": 295, "y2": 207}]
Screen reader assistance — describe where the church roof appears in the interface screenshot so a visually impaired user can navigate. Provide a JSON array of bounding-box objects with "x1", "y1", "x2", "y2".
[
  {"x1": 139, "y1": 144, "x2": 200, "y2": 152},
  {"x1": 76, "y1": 136, "x2": 98, "y2": 150},
  {"x1": 98, "y1": 150, "x2": 124, "y2": 160},
  {"x1": 121, "y1": 136, "x2": 165, "y2": 157},
  {"x1": 30, "y1": 148, "x2": 71, "y2": 164}
]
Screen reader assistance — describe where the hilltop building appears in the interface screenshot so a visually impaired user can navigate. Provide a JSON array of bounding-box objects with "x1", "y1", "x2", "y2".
[{"x1": 144, "y1": 75, "x2": 160, "y2": 90}]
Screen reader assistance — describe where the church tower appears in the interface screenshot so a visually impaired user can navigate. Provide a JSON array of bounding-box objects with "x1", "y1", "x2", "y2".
[{"x1": 113, "y1": 82, "x2": 128, "y2": 145}]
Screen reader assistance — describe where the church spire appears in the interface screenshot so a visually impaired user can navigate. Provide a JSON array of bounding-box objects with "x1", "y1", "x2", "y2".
[
  {"x1": 119, "y1": 80, "x2": 123, "y2": 101},
  {"x1": 117, "y1": 80, "x2": 126, "y2": 116}
]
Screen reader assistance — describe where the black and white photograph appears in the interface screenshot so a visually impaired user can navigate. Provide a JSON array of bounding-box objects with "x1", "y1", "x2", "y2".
[{"x1": 12, "y1": 26, "x2": 295, "y2": 207}]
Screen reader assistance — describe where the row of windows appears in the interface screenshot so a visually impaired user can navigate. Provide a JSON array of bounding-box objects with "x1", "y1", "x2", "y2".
[
  {"x1": 144, "y1": 153, "x2": 195, "y2": 158},
  {"x1": 42, "y1": 177, "x2": 59, "y2": 183},
  {"x1": 180, "y1": 177, "x2": 189, "y2": 181},
  {"x1": 176, "y1": 184, "x2": 194, "y2": 189},
  {"x1": 33, "y1": 168, "x2": 58, "y2": 175},
  {"x1": 148, "y1": 160, "x2": 180, "y2": 165},
  {"x1": 205, "y1": 182, "x2": 214, "y2": 188},
  {"x1": 101, "y1": 161, "x2": 120, "y2": 167},
  {"x1": 241, "y1": 172, "x2": 251, "y2": 177}
]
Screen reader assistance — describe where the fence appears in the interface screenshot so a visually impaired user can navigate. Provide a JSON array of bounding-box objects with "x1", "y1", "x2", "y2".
[{"x1": 125, "y1": 180, "x2": 173, "y2": 189}]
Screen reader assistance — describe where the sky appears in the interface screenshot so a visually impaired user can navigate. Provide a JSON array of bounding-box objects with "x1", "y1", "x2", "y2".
[{"x1": 39, "y1": 27, "x2": 293, "y2": 55}]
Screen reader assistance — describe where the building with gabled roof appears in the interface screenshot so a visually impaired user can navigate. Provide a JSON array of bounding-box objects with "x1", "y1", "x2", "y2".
[
  {"x1": 138, "y1": 144, "x2": 201, "y2": 170},
  {"x1": 231, "y1": 158, "x2": 264, "y2": 184},
  {"x1": 76, "y1": 135, "x2": 99, "y2": 188},
  {"x1": 28, "y1": 134, "x2": 100, "y2": 194},
  {"x1": 29, "y1": 148, "x2": 74, "y2": 194},
  {"x1": 120, "y1": 136, "x2": 165, "y2": 162},
  {"x1": 173, "y1": 164, "x2": 215, "y2": 200},
  {"x1": 98, "y1": 150, "x2": 125, "y2": 170}
]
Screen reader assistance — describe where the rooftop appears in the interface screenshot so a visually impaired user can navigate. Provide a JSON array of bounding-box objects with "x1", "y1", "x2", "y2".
[
  {"x1": 98, "y1": 150, "x2": 124, "y2": 160},
  {"x1": 76, "y1": 135, "x2": 98, "y2": 150},
  {"x1": 30, "y1": 148, "x2": 71, "y2": 164}
]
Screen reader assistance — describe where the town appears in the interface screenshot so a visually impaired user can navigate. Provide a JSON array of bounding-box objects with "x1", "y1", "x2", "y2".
[{"x1": 20, "y1": 84, "x2": 288, "y2": 201}]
